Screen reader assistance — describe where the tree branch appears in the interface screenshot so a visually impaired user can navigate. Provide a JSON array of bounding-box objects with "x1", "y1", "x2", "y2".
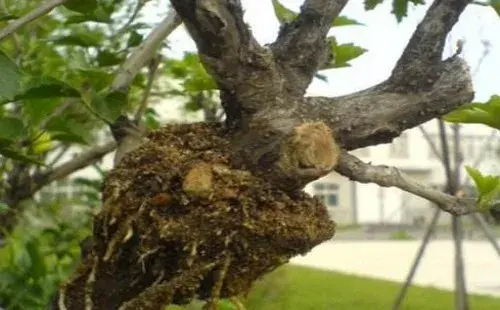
[
  {"x1": 271, "y1": 0, "x2": 349, "y2": 95},
  {"x1": 34, "y1": 142, "x2": 116, "y2": 191},
  {"x1": 170, "y1": 0, "x2": 280, "y2": 123},
  {"x1": 109, "y1": 9, "x2": 181, "y2": 165},
  {"x1": 389, "y1": 0, "x2": 472, "y2": 90},
  {"x1": 0, "y1": 0, "x2": 68, "y2": 41},
  {"x1": 335, "y1": 151, "x2": 475, "y2": 215},
  {"x1": 110, "y1": 9, "x2": 181, "y2": 94},
  {"x1": 418, "y1": 126, "x2": 443, "y2": 162},
  {"x1": 1, "y1": 142, "x2": 116, "y2": 207},
  {"x1": 298, "y1": 57, "x2": 473, "y2": 150},
  {"x1": 133, "y1": 56, "x2": 161, "y2": 123}
]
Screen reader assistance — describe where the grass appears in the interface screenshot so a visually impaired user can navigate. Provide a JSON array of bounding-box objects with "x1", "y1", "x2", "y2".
[
  {"x1": 168, "y1": 264, "x2": 500, "y2": 310},
  {"x1": 389, "y1": 229, "x2": 414, "y2": 240}
]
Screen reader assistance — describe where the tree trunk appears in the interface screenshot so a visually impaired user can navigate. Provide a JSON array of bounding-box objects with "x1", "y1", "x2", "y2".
[{"x1": 53, "y1": 0, "x2": 476, "y2": 309}]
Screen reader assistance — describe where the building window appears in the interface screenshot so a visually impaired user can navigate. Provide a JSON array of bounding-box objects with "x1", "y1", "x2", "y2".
[
  {"x1": 313, "y1": 182, "x2": 339, "y2": 207},
  {"x1": 389, "y1": 133, "x2": 408, "y2": 158}
]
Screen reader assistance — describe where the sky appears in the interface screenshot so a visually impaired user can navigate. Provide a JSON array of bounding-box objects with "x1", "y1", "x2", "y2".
[{"x1": 143, "y1": 0, "x2": 500, "y2": 102}]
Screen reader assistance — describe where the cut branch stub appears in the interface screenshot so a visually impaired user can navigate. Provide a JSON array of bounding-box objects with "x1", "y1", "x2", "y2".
[
  {"x1": 232, "y1": 120, "x2": 340, "y2": 191},
  {"x1": 56, "y1": 123, "x2": 335, "y2": 309}
]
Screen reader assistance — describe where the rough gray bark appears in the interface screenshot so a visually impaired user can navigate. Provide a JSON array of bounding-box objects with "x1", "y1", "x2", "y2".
[{"x1": 53, "y1": 0, "x2": 479, "y2": 309}]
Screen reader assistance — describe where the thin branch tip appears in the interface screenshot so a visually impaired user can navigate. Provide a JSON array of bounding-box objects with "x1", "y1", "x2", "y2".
[
  {"x1": 0, "y1": 0, "x2": 68, "y2": 41},
  {"x1": 335, "y1": 151, "x2": 476, "y2": 216}
]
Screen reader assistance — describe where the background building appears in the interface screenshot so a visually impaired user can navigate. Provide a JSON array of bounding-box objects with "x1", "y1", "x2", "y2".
[{"x1": 305, "y1": 120, "x2": 500, "y2": 226}]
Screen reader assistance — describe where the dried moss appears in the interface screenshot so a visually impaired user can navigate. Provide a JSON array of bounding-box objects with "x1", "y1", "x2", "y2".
[{"x1": 81, "y1": 122, "x2": 335, "y2": 309}]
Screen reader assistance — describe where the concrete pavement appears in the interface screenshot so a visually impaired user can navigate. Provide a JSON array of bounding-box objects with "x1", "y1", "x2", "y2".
[{"x1": 290, "y1": 240, "x2": 500, "y2": 297}]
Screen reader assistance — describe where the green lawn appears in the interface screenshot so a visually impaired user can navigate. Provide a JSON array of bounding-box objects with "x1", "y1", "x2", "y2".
[{"x1": 169, "y1": 264, "x2": 500, "y2": 310}]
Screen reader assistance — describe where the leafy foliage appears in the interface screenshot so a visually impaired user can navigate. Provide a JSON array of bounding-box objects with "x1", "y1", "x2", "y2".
[
  {"x1": 364, "y1": 0, "x2": 426, "y2": 22},
  {"x1": 0, "y1": 168, "x2": 103, "y2": 309},
  {"x1": 271, "y1": 0, "x2": 363, "y2": 27},
  {"x1": 0, "y1": 49, "x2": 21, "y2": 101},
  {"x1": 0, "y1": 0, "x2": 151, "y2": 164},
  {"x1": 0, "y1": 0, "x2": 497, "y2": 308},
  {"x1": 445, "y1": 95, "x2": 500, "y2": 211},
  {"x1": 444, "y1": 95, "x2": 500, "y2": 130},
  {"x1": 270, "y1": 0, "x2": 367, "y2": 71},
  {"x1": 163, "y1": 52, "x2": 221, "y2": 118},
  {"x1": 465, "y1": 167, "x2": 500, "y2": 210},
  {"x1": 325, "y1": 38, "x2": 368, "y2": 68},
  {"x1": 490, "y1": 0, "x2": 500, "y2": 17}
]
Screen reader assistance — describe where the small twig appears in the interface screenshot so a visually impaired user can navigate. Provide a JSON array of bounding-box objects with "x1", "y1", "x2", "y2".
[
  {"x1": 115, "y1": 0, "x2": 145, "y2": 36},
  {"x1": 0, "y1": 0, "x2": 68, "y2": 41},
  {"x1": 110, "y1": 9, "x2": 181, "y2": 93},
  {"x1": 438, "y1": 119, "x2": 454, "y2": 192},
  {"x1": 229, "y1": 297, "x2": 246, "y2": 310},
  {"x1": 418, "y1": 126, "x2": 443, "y2": 162},
  {"x1": 133, "y1": 56, "x2": 161, "y2": 123},
  {"x1": 335, "y1": 151, "x2": 476, "y2": 215},
  {"x1": 47, "y1": 145, "x2": 70, "y2": 168},
  {"x1": 32, "y1": 141, "x2": 117, "y2": 194},
  {"x1": 0, "y1": 0, "x2": 22, "y2": 59},
  {"x1": 471, "y1": 39, "x2": 491, "y2": 77}
]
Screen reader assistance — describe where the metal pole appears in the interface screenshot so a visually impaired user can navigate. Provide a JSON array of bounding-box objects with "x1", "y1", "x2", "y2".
[
  {"x1": 470, "y1": 213, "x2": 500, "y2": 258},
  {"x1": 452, "y1": 214, "x2": 469, "y2": 310},
  {"x1": 452, "y1": 123, "x2": 469, "y2": 310},
  {"x1": 392, "y1": 207, "x2": 441, "y2": 310}
]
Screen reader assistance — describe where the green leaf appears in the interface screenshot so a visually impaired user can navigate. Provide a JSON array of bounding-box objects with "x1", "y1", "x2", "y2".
[
  {"x1": 364, "y1": 0, "x2": 384, "y2": 10},
  {"x1": 332, "y1": 16, "x2": 364, "y2": 27},
  {"x1": 0, "y1": 117, "x2": 25, "y2": 141},
  {"x1": 0, "y1": 49, "x2": 22, "y2": 102},
  {"x1": 490, "y1": 0, "x2": 500, "y2": 17},
  {"x1": 165, "y1": 53, "x2": 217, "y2": 92},
  {"x1": 65, "y1": 6, "x2": 112, "y2": 24},
  {"x1": 0, "y1": 14, "x2": 18, "y2": 22},
  {"x1": 50, "y1": 32, "x2": 102, "y2": 47},
  {"x1": 323, "y1": 38, "x2": 367, "y2": 69},
  {"x1": 0, "y1": 202, "x2": 9, "y2": 213},
  {"x1": 183, "y1": 76, "x2": 217, "y2": 92},
  {"x1": 392, "y1": 0, "x2": 426, "y2": 22},
  {"x1": 218, "y1": 299, "x2": 236, "y2": 310},
  {"x1": 22, "y1": 98, "x2": 62, "y2": 127},
  {"x1": 14, "y1": 77, "x2": 81, "y2": 100},
  {"x1": 96, "y1": 50, "x2": 125, "y2": 67},
  {"x1": 45, "y1": 116, "x2": 89, "y2": 145},
  {"x1": 90, "y1": 91, "x2": 128, "y2": 122},
  {"x1": 0, "y1": 147, "x2": 44, "y2": 165},
  {"x1": 0, "y1": 137, "x2": 13, "y2": 147},
  {"x1": 443, "y1": 95, "x2": 500, "y2": 130},
  {"x1": 127, "y1": 30, "x2": 143, "y2": 47},
  {"x1": 65, "y1": 14, "x2": 110, "y2": 24},
  {"x1": 25, "y1": 240, "x2": 47, "y2": 279},
  {"x1": 466, "y1": 166, "x2": 500, "y2": 209},
  {"x1": 64, "y1": 0, "x2": 98, "y2": 14},
  {"x1": 144, "y1": 108, "x2": 160, "y2": 130},
  {"x1": 271, "y1": 0, "x2": 298, "y2": 24},
  {"x1": 75, "y1": 68, "x2": 115, "y2": 92}
]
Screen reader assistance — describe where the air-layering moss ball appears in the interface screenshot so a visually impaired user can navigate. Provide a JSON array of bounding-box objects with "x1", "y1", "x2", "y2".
[{"x1": 93, "y1": 122, "x2": 335, "y2": 306}]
